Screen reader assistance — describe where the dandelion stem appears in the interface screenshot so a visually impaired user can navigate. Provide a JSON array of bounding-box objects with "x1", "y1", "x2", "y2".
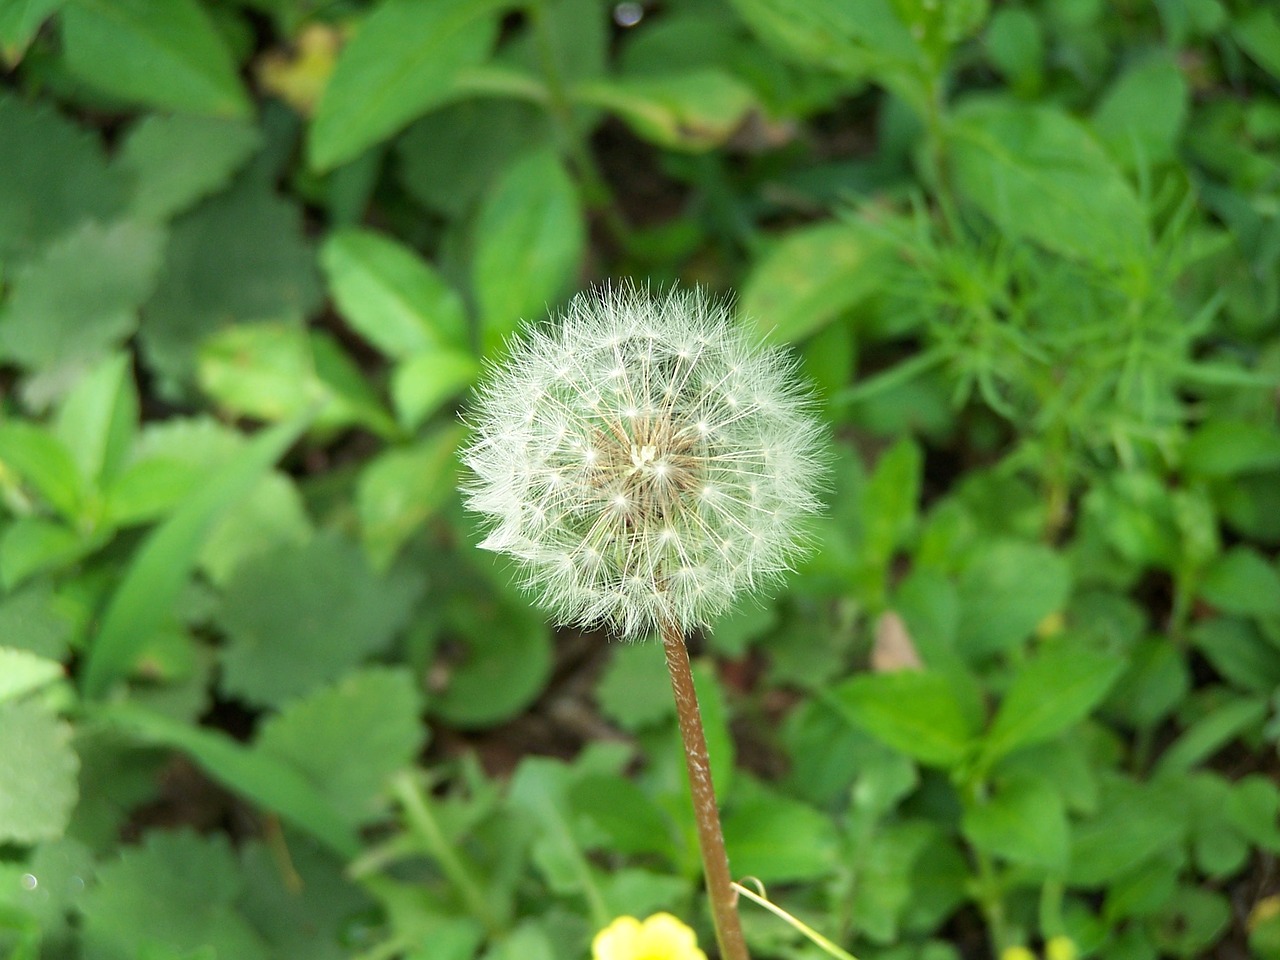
[{"x1": 661, "y1": 618, "x2": 750, "y2": 960}]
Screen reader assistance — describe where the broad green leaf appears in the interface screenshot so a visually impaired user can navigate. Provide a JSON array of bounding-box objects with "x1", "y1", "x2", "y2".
[
  {"x1": 983, "y1": 645, "x2": 1124, "y2": 762},
  {"x1": 1182, "y1": 420, "x2": 1280, "y2": 477},
  {"x1": 962, "y1": 776, "x2": 1068, "y2": 870},
  {"x1": 739, "y1": 221, "x2": 885, "y2": 343},
  {"x1": 80, "y1": 415, "x2": 309, "y2": 699},
  {"x1": 1199, "y1": 547, "x2": 1280, "y2": 618},
  {"x1": 596, "y1": 641, "x2": 675, "y2": 732},
  {"x1": 0, "y1": 93, "x2": 128, "y2": 263},
  {"x1": 141, "y1": 176, "x2": 321, "y2": 390},
  {"x1": 1151, "y1": 886, "x2": 1231, "y2": 958},
  {"x1": 0, "y1": 517, "x2": 91, "y2": 589},
  {"x1": 391, "y1": 349, "x2": 479, "y2": 431},
  {"x1": 984, "y1": 7, "x2": 1043, "y2": 92},
  {"x1": 851, "y1": 820, "x2": 936, "y2": 943},
  {"x1": 0, "y1": 0, "x2": 65, "y2": 64},
  {"x1": 309, "y1": 0, "x2": 502, "y2": 171},
  {"x1": 321, "y1": 228, "x2": 469, "y2": 359},
  {"x1": 1235, "y1": 7, "x2": 1280, "y2": 78},
  {"x1": 1068, "y1": 773, "x2": 1184, "y2": 886},
  {"x1": 117, "y1": 114, "x2": 262, "y2": 221},
  {"x1": 472, "y1": 147, "x2": 584, "y2": 350},
  {"x1": 1189, "y1": 618, "x2": 1280, "y2": 695},
  {"x1": 1226, "y1": 775, "x2": 1280, "y2": 852},
  {"x1": 830, "y1": 670, "x2": 980, "y2": 768},
  {"x1": 722, "y1": 782, "x2": 840, "y2": 882},
  {"x1": 0, "y1": 220, "x2": 165, "y2": 373},
  {"x1": 218, "y1": 531, "x2": 422, "y2": 707},
  {"x1": 1155, "y1": 695, "x2": 1268, "y2": 776},
  {"x1": 102, "y1": 705, "x2": 360, "y2": 858},
  {"x1": 61, "y1": 0, "x2": 250, "y2": 117},
  {"x1": 1092, "y1": 53, "x2": 1188, "y2": 169},
  {"x1": 0, "y1": 582, "x2": 73, "y2": 658},
  {"x1": 80, "y1": 829, "x2": 269, "y2": 960},
  {"x1": 1107, "y1": 636, "x2": 1189, "y2": 729},
  {"x1": 0, "y1": 422, "x2": 83, "y2": 519},
  {"x1": 947, "y1": 96, "x2": 1148, "y2": 267},
  {"x1": 569, "y1": 775, "x2": 676, "y2": 860},
  {"x1": 357, "y1": 425, "x2": 463, "y2": 570},
  {"x1": 198, "y1": 471, "x2": 312, "y2": 586},
  {"x1": 572, "y1": 70, "x2": 755, "y2": 151},
  {"x1": 53, "y1": 352, "x2": 138, "y2": 489},
  {"x1": 0, "y1": 699, "x2": 78, "y2": 844},
  {"x1": 257, "y1": 668, "x2": 425, "y2": 827},
  {"x1": 955, "y1": 540, "x2": 1071, "y2": 658},
  {"x1": 0, "y1": 647, "x2": 63, "y2": 703}
]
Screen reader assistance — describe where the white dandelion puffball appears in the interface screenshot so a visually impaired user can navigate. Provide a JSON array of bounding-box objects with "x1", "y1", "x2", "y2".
[{"x1": 460, "y1": 285, "x2": 826, "y2": 636}]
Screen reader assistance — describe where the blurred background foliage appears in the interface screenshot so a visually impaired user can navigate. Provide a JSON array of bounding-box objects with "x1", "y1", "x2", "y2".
[{"x1": 1, "y1": 0, "x2": 1280, "y2": 958}]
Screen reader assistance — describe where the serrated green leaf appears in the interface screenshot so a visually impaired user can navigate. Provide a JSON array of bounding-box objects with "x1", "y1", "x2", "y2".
[
  {"x1": 0, "y1": 94, "x2": 128, "y2": 263},
  {"x1": 357, "y1": 426, "x2": 463, "y2": 570},
  {"x1": 140, "y1": 176, "x2": 321, "y2": 390},
  {"x1": 0, "y1": 220, "x2": 165, "y2": 373},
  {"x1": 81, "y1": 415, "x2": 310, "y2": 699},
  {"x1": 102, "y1": 706, "x2": 360, "y2": 858},
  {"x1": 948, "y1": 95, "x2": 1147, "y2": 267},
  {"x1": 0, "y1": 699, "x2": 78, "y2": 844},
  {"x1": 61, "y1": 0, "x2": 250, "y2": 117},
  {"x1": 983, "y1": 645, "x2": 1124, "y2": 762},
  {"x1": 309, "y1": 0, "x2": 503, "y2": 171},
  {"x1": 321, "y1": 228, "x2": 469, "y2": 359},
  {"x1": 257, "y1": 668, "x2": 424, "y2": 827},
  {"x1": 117, "y1": 114, "x2": 262, "y2": 222},
  {"x1": 962, "y1": 776, "x2": 1068, "y2": 870},
  {"x1": 472, "y1": 147, "x2": 584, "y2": 351},
  {"x1": 572, "y1": 69, "x2": 755, "y2": 151},
  {"x1": 80, "y1": 829, "x2": 269, "y2": 960},
  {"x1": 0, "y1": 647, "x2": 63, "y2": 703},
  {"x1": 830, "y1": 670, "x2": 980, "y2": 768},
  {"x1": 218, "y1": 531, "x2": 422, "y2": 707}
]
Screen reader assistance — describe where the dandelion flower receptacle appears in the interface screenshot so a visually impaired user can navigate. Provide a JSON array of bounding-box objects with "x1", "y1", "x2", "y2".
[
  {"x1": 460, "y1": 284, "x2": 827, "y2": 960},
  {"x1": 461, "y1": 284, "x2": 825, "y2": 637}
]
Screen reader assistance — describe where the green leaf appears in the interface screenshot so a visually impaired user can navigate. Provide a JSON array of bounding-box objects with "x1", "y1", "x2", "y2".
[
  {"x1": 1182, "y1": 420, "x2": 1280, "y2": 477},
  {"x1": 0, "y1": 699, "x2": 78, "y2": 844},
  {"x1": 1235, "y1": 7, "x2": 1280, "y2": 79},
  {"x1": 0, "y1": 517, "x2": 91, "y2": 589},
  {"x1": 983, "y1": 645, "x2": 1124, "y2": 762},
  {"x1": 198, "y1": 471, "x2": 312, "y2": 586},
  {"x1": 0, "y1": 220, "x2": 165, "y2": 373},
  {"x1": 984, "y1": 7, "x2": 1043, "y2": 92},
  {"x1": 0, "y1": 647, "x2": 63, "y2": 703},
  {"x1": 320, "y1": 228, "x2": 469, "y2": 359},
  {"x1": 1092, "y1": 53, "x2": 1188, "y2": 169},
  {"x1": 80, "y1": 415, "x2": 310, "y2": 699},
  {"x1": 53, "y1": 352, "x2": 138, "y2": 489},
  {"x1": 471, "y1": 147, "x2": 584, "y2": 350},
  {"x1": 0, "y1": 422, "x2": 83, "y2": 519},
  {"x1": 572, "y1": 70, "x2": 755, "y2": 151},
  {"x1": 61, "y1": 0, "x2": 250, "y2": 117},
  {"x1": 0, "y1": 0, "x2": 65, "y2": 64},
  {"x1": 102, "y1": 706, "x2": 360, "y2": 858},
  {"x1": 308, "y1": 0, "x2": 502, "y2": 171},
  {"x1": 1190, "y1": 618, "x2": 1280, "y2": 695},
  {"x1": 357, "y1": 426, "x2": 463, "y2": 571},
  {"x1": 1155, "y1": 695, "x2": 1268, "y2": 777},
  {"x1": 739, "y1": 221, "x2": 886, "y2": 343},
  {"x1": 257, "y1": 668, "x2": 424, "y2": 828},
  {"x1": 80, "y1": 829, "x2": 269, "y2": 960},
  {"x1": 1068, "y1": 773, "x2": 1185, "y2": 885},
  {"x1": 947, "y1": 95, "x2": 1148, "y2": 267},
  {"x1": 141, "y1": 176, "x2": 321, "y2": 390},
  {"x1": 391, "y1": 349, "x2": 479, "y2": 431},
  {"x1": 1226, "y1": 775, "x2": 1280, "y2": 852},
  {"x1": 722, "y1": 782, "x2": 840, "y2": 882},
  {"x1": 569, "y1": 775, "x2": 676, "y2": 860},
  {"x1": 0, "y1": 583, "x2": 73, "y2": 658},
  {"x1": 962, "y1": 776, "x2": 1068, "y2": 871},
  {"x1": 955, "y1": 540, "x2": 1071, "y2": 658},
  {"x1": 218, "y1": 531, "x2": 421, "y2": 707},
  {"x1": 0, "y1": 93, "x2": 128, "y2": 263},
  {"x1": 1199, "y1": 547, "x2": 1280, "y2": 619},
  {"x1": 851, "y1": 820, "x2": 935, "y2": 943},
  {"x1": 830, "y1": 670, "x2": 980, "y2": 768},
  {"x1": 117, "y1": 114, "x2": 262, "y2": 222},
  {"x1": 596, "y1": 641, "x2": 675, "y2": 732}
]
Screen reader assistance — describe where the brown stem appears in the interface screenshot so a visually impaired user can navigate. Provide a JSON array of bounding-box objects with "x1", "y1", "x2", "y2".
[{"x1": 660, "y1": 618, "x2": 750, "y2": 960}]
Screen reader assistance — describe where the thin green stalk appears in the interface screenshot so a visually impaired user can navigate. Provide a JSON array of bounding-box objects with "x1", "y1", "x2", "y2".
[
  {"x1": 661, "y1": 619, "x2": 750, "y2": 960},
  {"x1": 526, "y1": 0, "x2": 632, "y2": 247},
  {"x1": 390, "y1": 772, "x2": 501, "y2": 935}
]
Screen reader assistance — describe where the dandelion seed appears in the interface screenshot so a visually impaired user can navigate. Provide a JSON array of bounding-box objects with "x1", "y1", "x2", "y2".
[{"x1": 460, "y1": 283, "x2": 825, "y2": 636}]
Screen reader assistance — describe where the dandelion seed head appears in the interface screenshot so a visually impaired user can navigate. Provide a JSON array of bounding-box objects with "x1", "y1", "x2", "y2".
[{"x1": 460, "y1": 283, "x2": 826, "y2": 636}]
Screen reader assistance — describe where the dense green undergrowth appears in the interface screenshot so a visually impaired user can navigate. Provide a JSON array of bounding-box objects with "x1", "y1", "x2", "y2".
[{"x1": 2, "y1": 0, "x2": 1280, "y2": 958}]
